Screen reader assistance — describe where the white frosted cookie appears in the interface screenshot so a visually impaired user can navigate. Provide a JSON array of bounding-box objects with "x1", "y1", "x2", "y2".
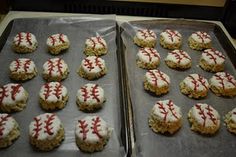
[
  {"x1": 29, "y1": 113, "x2": 64, "y2": 151},
  {"x1": 9, "y1": 58, "x2": 37, "y2": 81},
  {"x1": 0, "y1": 83, "x2": 28, "y2": 113},
  {"x1": 180, "y1": 74, "x2": 209, "y2": 99},
  {"x1": 188, "y1": 31, "x2": 212, "y2": 50},
  {"x1": 84, "y1": 36, "x2": 108, "y2": 56},
  {"x1": 199, "y1": 48, "x2": 226, "y2": 72},
  {"x1": 136, "y1": 47, "x2": 160, "y2": 69},
  {"x1": 209, "y1": 72, "x2": 236, "y2": 97},
  {"x1": 76, "y1": 83, "x2": 105, "y2": 111},
  {"x1": 39, "y1": 82, "x2": 68, "y2": 110},
  {"x1": 134, "y1": 29, "x2": 157, "y2": 48},
  {"x1": 160, "y1": 29, "x2": 182, "y2": 49},
  {"x1": 165, "y1": 49, "x2": 192, "y2": 70},
  {"x1": 12, "y1": 32, "x2": 38, "y2": 53},
  {"x1": 144, "y1": 69, "x2": 170, "y2": 96},
  {"x1": 224, "y1": 108, "x2": 236, "y2": 134},
  {"x1": 0, "y1": 113, "x2": 20, "y2": 148},
  {"x1": 78, "y1": 56, "x2": 107, "y2": 80},
  {"x1": 188, "y1": 103, "x2": 220, "y2": 135},
  {"x1": 75, "y1": 115, "x2": 112, "y2": 152},
  {"x1": 43, "y1": 58, "x2": 69, "y2": 81},
  {"x1": 46, "y1": 33, "x2": 70, "y2": 55},
  {"x1": 149, "y1": 100, "x2": 182, "y2": 134}
]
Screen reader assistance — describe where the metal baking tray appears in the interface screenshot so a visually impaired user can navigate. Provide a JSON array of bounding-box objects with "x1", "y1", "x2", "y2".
[
  {"x1": 120, "y1": 19, "x2": 236, "y2": 157},
  {"x1": 0, "y1": 16, "x2": 128, "y2": 157}
]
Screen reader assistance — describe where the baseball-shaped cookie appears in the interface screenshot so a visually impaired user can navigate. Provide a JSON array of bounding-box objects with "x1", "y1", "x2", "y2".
[
  {"x1": 160, "y1": 29, "x2": 182, "y2": 50},
  {"x1": 224, "y1": 108, "x2": 236, "y2": 134},
  {"x1": 9, "y1": 58, "x2": 37, "y2": 81},
  {"x1": 188, "y1": 103, "x2": 220, "y2": 135},
  {"x1": 46, "y1": 33, "x2": 70, "y2": 55},
  {"x1": 136, "y1": 47, "x2": 161, "y2": 69},
  {"x1": 0, "y1": 113, "x2": 20, "y2": 148},
  {"x1": 78, "y1": 56, "x2": 107, "y2": 80},
  {"x1": 76, "y1": 83, "x2": 105, "y2": 111},
  {"x1": 144, "y1": 69, "x2": 170, "y2": 96},
  {"x1": 149, "y1": 100, "x2": 182, "y2": 134},
  {"x1": 12, "y1": 32, "x2": 38, "y2": 53},
  {"x1": 75, "y1": 115, "x2": 112, "y2": 152},
  {"x1": 165, "y1": 49, "x2": 192, "y2": 70},
  {"x1": 0, "y1": 83, "x2": 28, "y2": 113},
  {"x1": 199, "y1": 48, "x2": 226, "y2": 72},
  {"x1": 134, "y1": 29, "x2": 157, "y2": 48},
  {"x1": 42, "y1": 58, "x2": 69, "y2": 81},
  {"x1": 180, "y1": 74, "x2": 209, "y2": 99},
  {"x1": 84, "y1": 36, "x2": 108, "y2": 56},
  {"x1": 39, "y1": 82, "x2": 68, "y2": 110},
  {"x1": 188, "y1": 31, "x2": 212, "y2": 50},
  {"x1": 209, "y1": 72, "x2": 236, "y2": 97},
  {"x1": 29, "y1": 113, "x2": 64, "y2": 151}
]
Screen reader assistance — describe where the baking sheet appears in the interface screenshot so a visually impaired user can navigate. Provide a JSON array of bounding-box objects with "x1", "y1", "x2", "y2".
[
  {"x1": 121, "y1": 20, "x2": 236, "y2": 157},
  {"x1": 0, "y1": 16, "x2": 126, "y2": 157}
]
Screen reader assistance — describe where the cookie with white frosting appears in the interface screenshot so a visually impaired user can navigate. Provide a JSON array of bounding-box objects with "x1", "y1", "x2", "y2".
[
  {"x1": 209, "y1": 72, "x2": 236, "y2": 97},
  {"x1": 144, "y1": 69, "x2": 170, "y2": 96},
  {"x1": 0, "y1": 113, "x2": 20, "y2": 148},
  {"x1": 165, "y1": 49, "x2": 192, "y2": 70},
  {"x1": 160, "y1": 29, "x2": 182, "y2": 50},
  {"x1": 78, "y1": 56, "x2": 107, "y2": 80},
  {"x1": 43, "y1": 58, "x2": 69, "y2": 81},
  {"x1": 29, "y1": 113, "x2": 64, "y2": 151},
  {"x1": 188, "y1": 103, "x2": 220, "y2": 135},
  {"x1": 199, "y1": 48, "x2": 226, "y2": 72},
  {"x1": 224, "y1": 108, "x2": 236, "y2": 134},
  {"x1": 75, "y1": 115, "x2": 112, "y2": 152},
  {"x1": 0, "y1": 83, "x2": 28, "y2": 113},
  {"x1": 9, "y1": 58, "x2": 37, "y2": 81},
  {"x1": 46, "y1": 33, "x2": 70, "y2": 55},
  {"x1": 180, "y1": 74, "x2": 209, "y2": 99},
  {"x1": 134, "y1": 29, "x2": 157, "y2": 48},
  {"x1": 136, "y1": 47, "x2": 160, "y2": 69},
  {"x1": 188, "y1": 31, "x2": 212, "y2": 50},
  {"x1": 76, "y1": 83, "x2": 105, "y2": 111},
  {"x1": 149, "y1": 100, "x2": 182, "y2": 134},
  {"x1": 84, "y1": 36, "x2": 108, "y2": 56},
  {"x1": 39, "y1": 82, "x2": 68, "y2": 110}
]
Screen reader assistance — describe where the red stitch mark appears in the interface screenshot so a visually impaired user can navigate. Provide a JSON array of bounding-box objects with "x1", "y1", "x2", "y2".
[
  {"x1": 95, "y1": 57, "x2": 103, "y2": 70},
  {"x1": 56, "y1": 58, "x2": 63, "y2": 76},
  {"x1": 33, "y1": 117, "x2": 42, "y2": 139},
  {"x1": 43, "y1": 83, "x2": 52, "y2": 100},
  {"x1": 148, "y1": 70, "x2": 158, "y2": 86},
  {"x1": 11, "y1": 84, "x2": 21, "y2": 101},
  {"x1": 140, "y1": 48, "x2": 160, "y2": 62},
  {"x1": 195, "y1": 104, "x2": 207, "y2": 126},
  {"x1": 157, "y1": 102, "x2": 168, "y2": 121},
  {"x1": 188, "y1": 74, "x2": 208, "y2": 91},
  {"x1": 26, "y1": 32, "x2": 32, "y2": 45},
  {"x1": 89, "y1": 38, "x2": 97, "y2": 50},
  {"x1": 47, "y1": 59, "x2": 55, "y2": 76},
  {"x1": 91, "y1": 117, "x2": 102, "y2": 139},
  {"x1": 23, "y1": 59, "x2": 32, "y2": 72},
  {"x1": 53, "y1": 83, "x2": 62, "y2": 99},
  {"x1": 166, "y1": 100, "x2": 179, "y2": 120},
  {"x1": 81, "y1": 86, "x2": 90, "y2": 102},
  {"x1": 169, "y1": 50, "x2": 191, "y2": 64},
  {"x1": 138, "y1": 29, "x2": 156, "y2": 39},
  {"x1": 157, "y1": 69, "x2": 169, "y2": 85},
  {"x1": 44, "y1": 114, "x2": 55, "y2": 135},
  {"x1": 165, "y1": 29, "x2": 181, "y2": 42},
  {"x1": 215, "y1": 72, "x2": 236, "y2": 90},
  {"x1": 0, "y1": 114, "x2": 10, "y2": 137},
  {"x1": 14, "y1": 59, "x2": 21, "y2": 72},
  {"x1": 0, "y1": 86, "x2": 9, "y2": 104},
  {"x1": 193, "y1": 31, "x2": 210, "y2": 43},
  {"x1": 49, "y1": 36, "x2": 56, "y2": 46},
  {"x1": 59, "y1": 34, "x2": 65, "y2": 43},
  {"x1": 16, "y1": 33, "x2": 23, "y2": 46},
  {"x1": 78, "y1": 120, "x2": 89, "y2": 140},
  {"x1": 83, "y1": 58, "x2": 94, "y2": 71},
  {"x1": 91, "y1": 84, "x2": 100, "y2": 102},
  {"x1": 204, "y1": 48, "x2": 225, "y2": 64},
  {"x1": 206, "y1": 105, "x2": 217, "y2": 125}
]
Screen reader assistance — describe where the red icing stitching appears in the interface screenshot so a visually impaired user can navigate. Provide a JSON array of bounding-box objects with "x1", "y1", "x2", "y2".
[
  {"x1": 11, "y1": 84, "x2": 21, "y2": 101},
  {"x1": 78, "y1": 120, "x2": 89, "y2": 140},
  {"x1": 43, "y1": 83, "x2": 52, "y2": 100},
  {"x1": 33, "y1": 117, "x2": 42, "y2": 139},
  {"x1": 205, "y1": 105, "x2": 217, "y2": 125},
  {"x1": 166, "y1": 100, "x2": 179, "y2": 120},
  {"x1": 14, "y1": 59, "x2": 21, "y2": 72},
  {"x1": 89, "y1": 38, "x2": 97, "y2": 50},
  {"x1": 56, "y1": 58, "x2": 63, "y2": 76},
  {"x1": 59, "y1": 34, "x2": 65, "y2": 43},
  {"x1": 91, "y1": 84, "x2": 100, "y2": 102},
  {"x1": 138, "y1": 29, "x2": 156, "y2": 39},
  {"x1": 23, "y1": 59, "x2": 32, "y2": 72},
  {"x1": 140, "y1": 48, "x2": 160, "y2": 62},
  {"x1": 214, "y1": 72, "x2": 236, "y2": 90},
  {"x1": 83, "y1": 58, "x2": 94, "y2": 71},
  {"x1": 195, "y1": 104, "x2": 207, "y2": 127},
  {"x1": 204, "y1": 48, "x2": 225, "y2": 64},
  {"x1": 0, "y1": 86, "x2": 9, "y2": 104},
  {"x1": 53, "y1": 83, "x2": 62, "y2": 99},
  {"x1": 44, "y1": 114, "x2": 55, "y2": 135},
  {"x1": 47, "y1": 59, "x2": 55, "y2": 76},
  {"x1": 0, "y1": 114, "x2": 10, "y2": 137},
  {"x1": 49, "y1": 36, "x2": 56, "y2": 46},
  {"x1": 165, "y1": 29, "x2": 181, "y2": 42},
  {"x1": 193, "y1": 31, "x2": 210, "y2": 43},
  {"x1": 169, "y1": 50, "x2": 191, "y2": 64},
  {"x1": 91, "y1": 117, "x2": 102, "y2": 139},
  {"x1": 16, "y1": 33, "x2": 23, "y2": 46},
  {"x1": 95, "y1": 57, "x2": 103, "y2": 70},
  {"x1": 157, "y1": 102, "x2": 168, "y2": 121},
  {"x1": 148, "y1": 70, "x2": 169, "y2": 87},
  {"x1": 188, "y1": 74, "x2": 208, "y2": 91},
  {"x1": 26, "y1": 32, "x2": 32, "y2": 45},
  {"x1": 80, "y1": 86, "x2": 90, "y2": 102},
  {"x1": 148, "y1": 70, "x2": 158, "y2": 86}
]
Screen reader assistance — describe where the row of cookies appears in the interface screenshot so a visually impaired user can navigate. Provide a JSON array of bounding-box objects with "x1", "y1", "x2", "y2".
[
  {"x1": 0, "y1": 113, "x2": 112, "y2": 153},
  {"x1": 134, "y1": 29, "x2": 212, "y2": 51},
  {"x1": 148, "y1": 99, "x2": 236, "y2": 135}
]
